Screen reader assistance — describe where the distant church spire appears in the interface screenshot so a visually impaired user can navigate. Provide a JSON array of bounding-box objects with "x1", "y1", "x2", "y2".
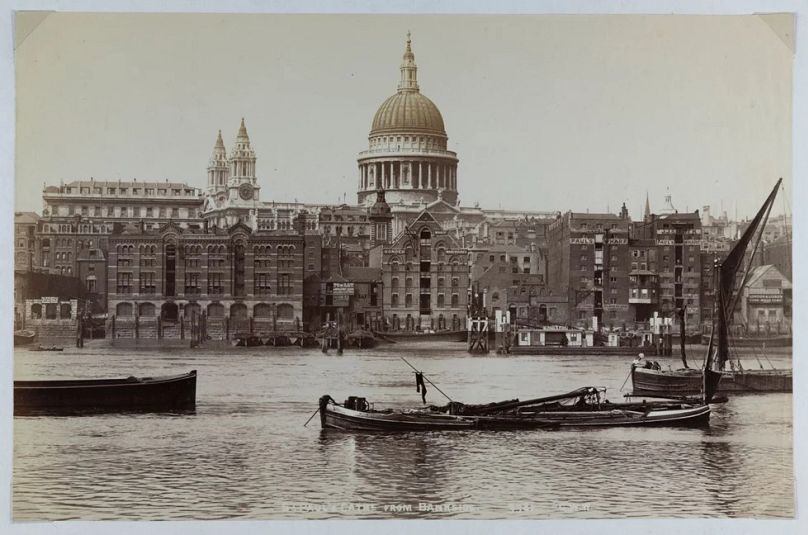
[
  {"x1": 236, "y1": 117, "x2": 250, "y2": 144},
  {"x1": 644, "y1": 191, "x2": 651, "y2": 221},
  {"x1": 214, "y1": 129, "x2": 225, "y2": 154},
  {"x1": 229, "y1": 118, "x2": 256, "y2": 179},
  {"x1": 207, "y1": 129, "x2": 229, "y2": 195},
  {"x1": 398, "y1": 31, "x2": 419, "y2": 92}
]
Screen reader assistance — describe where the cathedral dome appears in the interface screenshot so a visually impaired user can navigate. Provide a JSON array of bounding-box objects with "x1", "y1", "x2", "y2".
[
  {"x1": 371, "y1": 91, "x2": 446, "y2": 136},
  {"x1": 357, "y1": 33, "x2": 459, "y2": 208}
]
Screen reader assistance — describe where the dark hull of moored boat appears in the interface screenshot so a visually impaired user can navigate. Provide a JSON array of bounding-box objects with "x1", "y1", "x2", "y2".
[
  {"x1": 517, "y1": 404, "x2": 711, "y2": 427},
  {"x1": 321, "y1": 403, "x2": 561, "y2": 432},
  {"x1": 14, "y1": 370, "x2": 197, "y2": 416},
  {"x1": 322, "y1": 404, "x2": 477, "y2": 431},
  {"x1": 631, "y1": 366, "x2": 791, "y2": 395},
  {"x1": 320, "y1": 395, "x2": 708, "y2": 430}
]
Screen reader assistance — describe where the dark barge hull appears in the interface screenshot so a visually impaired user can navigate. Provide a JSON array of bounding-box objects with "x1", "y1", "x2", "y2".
[
  {"x1": 321, "y1": 404, "x2": 558, "y2": 432},
  {"x1": 517, "y1": 404, "x2": 711, "y2": 427},
  {"x1": 631, "y1": 366, "x2": 792, "y2": 395},
  {"x1": 320, "y1": 396, "x2": 706, "y2": 430},
  {"x1": 14, "y1": 370, "x2": 197, "y2": 415}
]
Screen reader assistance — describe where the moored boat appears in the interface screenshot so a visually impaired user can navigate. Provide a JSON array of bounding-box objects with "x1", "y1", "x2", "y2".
[
  {"x1": 318, "y1": 395, "x2": 559, "y2": 431},
  {"x1": 318, "y1": 387, "x2": 710, "y2": 430},
  {"x1": 431, "y1": 387, "x2": 711, "y2": 427},
  {"x1": 378, "y1": 330, "x2": 466, "y2": 343},
  {"x1": 345, "y1": 329, "x2": 378, "y2": 348},
  {"x1": 632, "y1": 366, "x2": 791, "y2": 395},
  {"x1": 14, "y1": 370, "x2": 197, "y2": 415}
]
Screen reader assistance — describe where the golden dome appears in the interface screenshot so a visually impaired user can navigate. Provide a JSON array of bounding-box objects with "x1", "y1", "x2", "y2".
[
  {"x1": 369, "y1": 33, "x2": 446, "y2": 138},
  {"x1": 371, "y1": 91, "x2": 446, "y2": 136}
]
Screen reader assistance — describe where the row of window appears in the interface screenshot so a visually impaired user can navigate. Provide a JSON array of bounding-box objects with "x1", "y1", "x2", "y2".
[
  {"x1": 63, "y1": 186, "x2": 195, "y2": 196},
  {"x1": 390, "y1": 294, "x2": 461, "y2": 307},
  {"x1": 369, "y1": 135, "x2": 444, "y2": 150},
  {"x1": 113, "y1": 302, "x2": 296, "y2": 319},
  {"x1": 390, "y1": 277, "x2": 460, "y2": 288},
  {"x1": 51, "y1": 205, "x2": 195, "y2": 219},
  {"x1": 115, "y1": 272, "x2": 295, "y2": 295}
]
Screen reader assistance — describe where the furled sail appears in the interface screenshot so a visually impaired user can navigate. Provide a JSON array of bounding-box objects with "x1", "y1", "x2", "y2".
[{"x1": 704, "y1": 178, "x2": 782, "y2": 403}]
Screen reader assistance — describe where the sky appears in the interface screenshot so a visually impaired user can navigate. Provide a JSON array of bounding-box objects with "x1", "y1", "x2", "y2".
[{"x1": 14, "y1": 13, "x2": 794, "y2": 220}]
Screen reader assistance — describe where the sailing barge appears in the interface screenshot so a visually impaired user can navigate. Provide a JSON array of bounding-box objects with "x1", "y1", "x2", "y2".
[
  {"x1": 14, "y1": 370, "x2": 197, "y2": 415},
  {"x1": 630, "y1": 179, "x2": 791, "y2": 397}
]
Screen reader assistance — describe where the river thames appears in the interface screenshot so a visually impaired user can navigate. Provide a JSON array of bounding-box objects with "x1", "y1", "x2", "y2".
[{"x1": 13, "y1": 342, "x2": 793, "y2": 520}]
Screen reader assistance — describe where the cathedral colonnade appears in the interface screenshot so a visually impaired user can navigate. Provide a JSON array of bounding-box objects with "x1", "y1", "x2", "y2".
[{"x1": 358, "y1": 159, "x2": 457, "y2": 193}]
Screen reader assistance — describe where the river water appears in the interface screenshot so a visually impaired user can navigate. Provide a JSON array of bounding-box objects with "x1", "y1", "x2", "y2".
[{"x1": 13, "y1": 342, "x2": 793, "y2": 520}]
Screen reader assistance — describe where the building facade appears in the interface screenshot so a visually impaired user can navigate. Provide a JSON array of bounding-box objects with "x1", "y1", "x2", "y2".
[
  {"x1": 370, "y1": 210, "x2": 469, "y2": 331},
  {"x1": 15, "y1": 212, "x2": 39, "y2": 272},
  {"x1": 547, "y1": 210, "x2": 633, "y2": 330},
  {"x1": 739, "y1": 265, "x2": 792, "y2": 334},
  {"x1": 633, "y1": 211, "x2": 703, "y2": 329},
  {"x1": 107, "y1": 220, "x2": 305, "y2": 340}
]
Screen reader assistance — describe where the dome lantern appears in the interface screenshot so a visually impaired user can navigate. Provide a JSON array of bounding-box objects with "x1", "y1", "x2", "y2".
[{"x1": 398, "y1": 31, "x2": 419, "y2": 92}]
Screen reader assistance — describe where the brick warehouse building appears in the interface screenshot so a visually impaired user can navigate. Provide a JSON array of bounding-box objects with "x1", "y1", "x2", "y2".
[
  {"x1": 547, "y1": 208, "x2": 632, "y2": 330},
  {"x1": 370, "y1": 210, "x2": 469, "y2": 331},
  {"x1": 632, "y1": 211, "x2": 703, "y2": 330},
  {"x1": 107, "y1": 219, "x2": 305, "y2": 342}
]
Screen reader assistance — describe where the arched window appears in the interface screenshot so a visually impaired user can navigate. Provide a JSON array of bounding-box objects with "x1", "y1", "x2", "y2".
[
  {"x1": 207, "y1": 303, "x2": 224, "y2": 317},
  {"x1": 451, "y1": 294, "x2": 459, "y2": 307},
  {"x1": 230, "y1": 303, "x2": 247, "y2": 319},
  {"x1": 30, "y1": 303, "x2": 42, "y2": 319},
  {"x1": 116, "y1": 302, "x2": 133, "y2": 316},
  {"x1": 276, "y1": 303, "x2": 294, "y2": 319},
  {"x1": 392, "y1": 293, "x2": 399, "y2": 307},
  {"x1": 437, "y1": 294, "x2": 445, "y2": 307},
  {"x1": 391, "y1": 277, "x2": 399, "y2": 289},
  {"x1": 138, "y1": 302, "x2": 156, "y2": 316},
  {"x1": 254, "y1": 303, "x2": 272, "y2": 318}
]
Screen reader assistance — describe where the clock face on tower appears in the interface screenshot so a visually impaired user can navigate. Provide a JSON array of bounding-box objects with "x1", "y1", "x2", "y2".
[{"x1": 238, "y1": 183, "x2": 254, "y2": 200}]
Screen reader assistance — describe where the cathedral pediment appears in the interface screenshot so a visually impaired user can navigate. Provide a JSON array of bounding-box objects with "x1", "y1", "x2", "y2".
[{"x1": 424, "y1": 199, "x2": 461, "y2": 214}]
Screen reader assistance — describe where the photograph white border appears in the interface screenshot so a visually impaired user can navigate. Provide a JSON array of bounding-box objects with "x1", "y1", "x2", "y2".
[{"x1": 0, "y1": 1, "x2": 804, "y2": 534}]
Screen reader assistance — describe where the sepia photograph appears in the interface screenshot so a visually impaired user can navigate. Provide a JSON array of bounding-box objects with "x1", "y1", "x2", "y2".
[{"x1": 2, "y1": 1, "x2": 806, "y2": 533}]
